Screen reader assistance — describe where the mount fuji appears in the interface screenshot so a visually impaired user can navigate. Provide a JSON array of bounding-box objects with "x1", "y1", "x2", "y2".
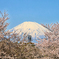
[{"x1": 10, "y1": 21, "x2": 49, "y2": 40}]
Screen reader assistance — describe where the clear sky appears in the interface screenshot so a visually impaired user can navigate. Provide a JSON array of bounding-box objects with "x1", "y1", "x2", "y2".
[{"x1": 0, "y1": 0, "x2": 59, "y2": 30}]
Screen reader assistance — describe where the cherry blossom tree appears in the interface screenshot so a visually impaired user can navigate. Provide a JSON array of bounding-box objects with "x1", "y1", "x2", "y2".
[{"x1": 36, "y1": 22, "x2": 59, "y2": 58}]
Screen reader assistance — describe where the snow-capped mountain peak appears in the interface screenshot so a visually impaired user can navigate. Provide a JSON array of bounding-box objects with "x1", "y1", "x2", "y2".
[{"x1": 10, "y1": 21, "x2": 49, "y2": 39}]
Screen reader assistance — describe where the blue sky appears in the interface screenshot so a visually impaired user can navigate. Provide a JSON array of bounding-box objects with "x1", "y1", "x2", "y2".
[{"x1": 0, "y1": 0, "x2": 59, "y2": 30}]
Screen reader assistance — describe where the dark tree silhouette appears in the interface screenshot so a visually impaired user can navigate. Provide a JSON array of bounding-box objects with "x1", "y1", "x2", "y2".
[{"x1": 28, "y1": 35, "x2": 32, "y2": 42}]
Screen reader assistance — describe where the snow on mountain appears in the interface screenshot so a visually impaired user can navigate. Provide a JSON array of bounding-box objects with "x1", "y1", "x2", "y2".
[{"x1": 10, "y1": 21, "x2": 49, "y2": 39}]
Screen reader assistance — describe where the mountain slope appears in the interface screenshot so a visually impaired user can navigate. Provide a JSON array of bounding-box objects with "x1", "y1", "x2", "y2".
[{"x1": 10, "y1": 21, "x2": 49, "y2": 39}]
